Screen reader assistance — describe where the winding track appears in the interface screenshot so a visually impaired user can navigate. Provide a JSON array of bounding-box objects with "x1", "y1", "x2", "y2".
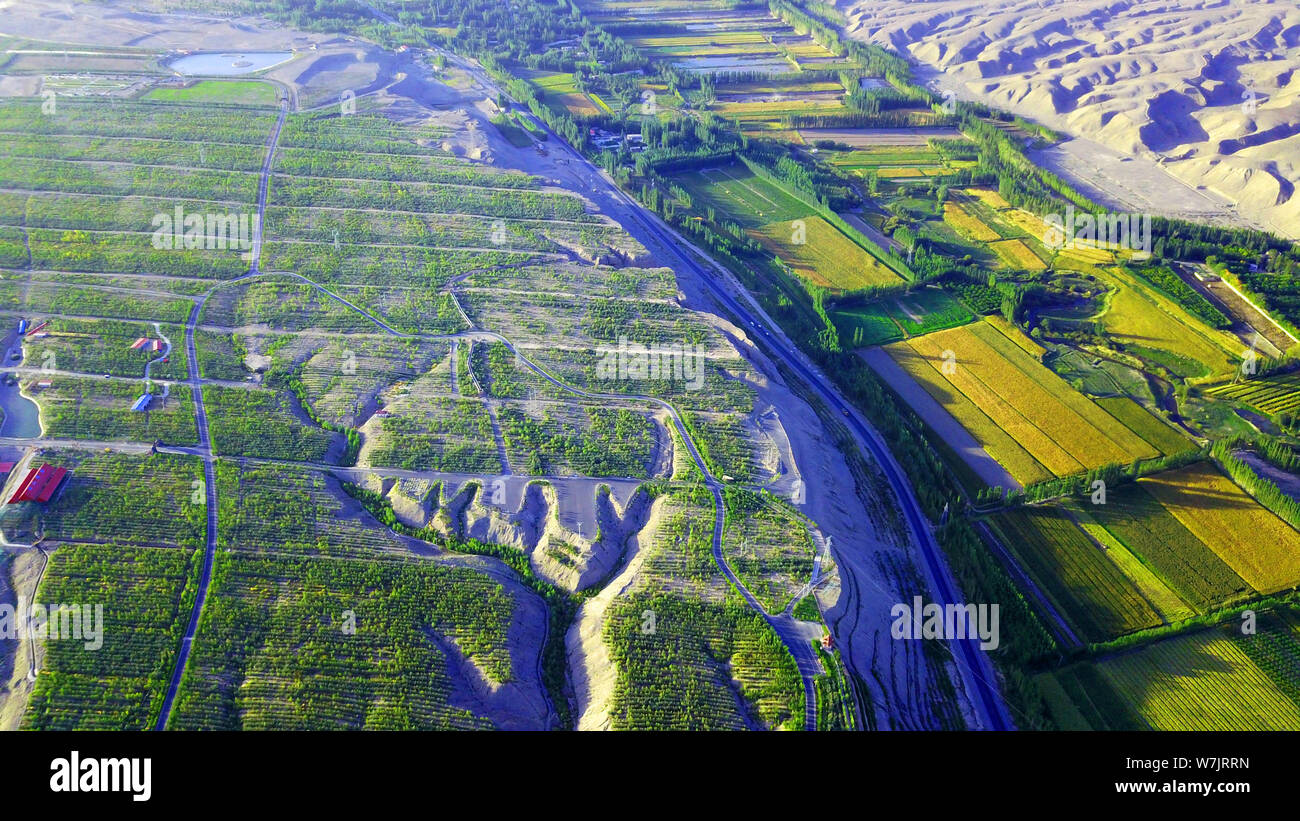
[{"x1": 153, "y1": 102, "x2": 287, "y2": 731}]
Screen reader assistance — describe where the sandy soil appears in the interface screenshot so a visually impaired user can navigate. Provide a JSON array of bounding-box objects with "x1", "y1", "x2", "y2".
[
  {"x1": 565, "y1": 493, "x2": 666, "y2": 730},
  {"x1": 838, "y1": 0, "x2": 1300, "y2": 238},
  {"x1": 0, "y1": 0, "x2": 317, "y2": 50},
  {"x1": 0, "y1": 548, "x2": 44, "y2": 731}
]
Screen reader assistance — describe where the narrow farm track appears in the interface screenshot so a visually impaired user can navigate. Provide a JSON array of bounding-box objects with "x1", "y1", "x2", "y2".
[{"x1": 153, "y1": 102, "x2": 287, "y2": 731}]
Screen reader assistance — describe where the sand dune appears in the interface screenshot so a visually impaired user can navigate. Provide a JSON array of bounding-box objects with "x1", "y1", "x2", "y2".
[{"x1": 839, "y1": 0, "x2": 1300, "y2": 237}]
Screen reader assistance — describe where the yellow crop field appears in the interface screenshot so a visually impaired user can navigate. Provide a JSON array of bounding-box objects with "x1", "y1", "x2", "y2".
[
  {"x1": 966, "y1": 188, "x2": 1010, "y2": 209},
  {"x1": 885, "y1": 342, "x2": 1053, "y2": 485},
  {"x1": 1054, "y1": 245, "x2": 1117, "y2": 267},
  {"x1": 785, "y1": 43, "x2": 838, "y2": 59},
  {"x1": 713, "y1": 99, "x2": 844, "y2": 118},
  {"x1": 628, "y1": 32, "x2": 770, "y2": 48},
  {"x1": 743, "y1": 127, "x2": 805, "y2": 142},
  {"x1": 985, "y1": 315, "x2": 1046, "y2": 359},
  {"x1": 989, "y1": 238, "x2": 1047, "y2": 271},
  {"x1": 1140, "y1": 462, "x2": 1300, "y2": 594},
  {"x1": 1000, "y1": 208, "x2": 1055, "y2": 245},
  {"x1": 751, "y1": 216, "x2": 902, "y2": 290},
  {"x1": 885, "y1": 320, "x2": 1159, "y2": 483},
  {"x1": 1099, "y1": 631, "x2": 1300, "y2": 730},
  {"x1": 878, "y1": 167, "x2": 928, "y2": 178},
  {"x1": 943, "y1": 201, "x2": 1000, "y2": 241}
]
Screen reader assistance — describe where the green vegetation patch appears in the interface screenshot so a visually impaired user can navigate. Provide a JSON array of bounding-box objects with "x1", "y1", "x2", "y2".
[
  {"x1": 22, "y1": 544, "x2": 199, "y2": 730},
  {"x1": 144, "y1": 80, "x2": 278, "y2": 106},
  {"x1": 169, "y1": 552, "x2": 526, "y2": 730}
]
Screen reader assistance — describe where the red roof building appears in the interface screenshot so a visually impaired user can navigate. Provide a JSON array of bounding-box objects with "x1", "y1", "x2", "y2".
[{"x1": 9, "y1": 464, "x2": 69, "y2": 504}]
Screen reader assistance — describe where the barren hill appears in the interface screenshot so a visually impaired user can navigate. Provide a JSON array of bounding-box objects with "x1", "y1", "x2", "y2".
[{"x1": 839, "y1": 0, "x2": 1300, "y2": 238}]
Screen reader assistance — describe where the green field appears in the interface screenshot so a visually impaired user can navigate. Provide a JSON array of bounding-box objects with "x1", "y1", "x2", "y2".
[
  {"x1": 169, "y1": 551, "x2": 534, "y2": 730},
  {"x1": 673, "y1": 162, "x2": 900, "y2": 290},
  {"x1": 22, "y1": 544, "x2": 199, "y2": 730},
  {"x1": 1094, "y1": 397, "x2": 1194, "y2": 457},
  {"x1": 1040, "y1": 610, "x2": 1300, "y2": 730},
  {"x1": 144, "y1": 80, "x2": 277, "y2": 106},
  {"x1": 674, "y1": 163, "x2": 812, "y2": 228},
  {"x1": 1207, "y1": 370, "x2": 1300, "y2": 415},
  {"x1": 1083, "y1": 481, "x2": 1253, "y2": 611},
  {"x1": 833, "y1": 288, "x2": 974, "y2": 347},
  {"x1": 491, "y1": 113, "x2": 534, "y2": 147},
  {"x1": 991, "y1": 507, "x2": 1162, "y2": 643}
]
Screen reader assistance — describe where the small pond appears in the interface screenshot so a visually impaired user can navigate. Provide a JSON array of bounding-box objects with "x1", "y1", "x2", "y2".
[{"x1": 168, "y1": 51, "x2": 293, "y2": 76}]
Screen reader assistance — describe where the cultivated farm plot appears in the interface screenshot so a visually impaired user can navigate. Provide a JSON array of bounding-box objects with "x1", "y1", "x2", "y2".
[
  {"x1": 1207, "y1": 370, "x2": 1300, "y2": 415},
  {"x1": 1140, "y1": 462, "x2": 1300, "y2": 595},
  {"x1": 991, "y1": 506, "x2": 1162, "y2": 643},
  {"x1": 21, "y1": 317, "x2": 187, "y2": 381},
  {"x1": 943, "y1": 202, "x2": 1000, "y2": 242},
  {"x1": 260, "y1": 238, "x2": 529, "y2": 289},
  {"x1": 723, "y1": 489, "x2": 815, "y2": 615},
  {"x1": 685, "y1": 410, "x2": 764, "y2": 484},
  {"x1": 750, "y1": 215, "x2": 902, "y2": 290},
  {"x1": 1095, "y1": 267, "x2": 1240, "y2": 380},
  {"x1": 469, "y1": 340, "x2": 568, "y2": 401},
  {"x1": 194, "y1": 329, "x2": 248, "y2": 381},
  {"x1": 673, "y1": 163, "x2": 812, "y2": 228},
  {"x1": 1083, "y1": 617, "x2": 1300, "y2": 730},
  {"x1": 33, "y1": 376, "x2": 198, "y2": 444},
  {"x1": 215, "y1": 461, "x2": 406, "y2": 559},
  {"x1": 1092, "y1": 397, "x2": 1193, "y2": 457},
  {"x1": 797, "y1": 127, "x2": 965, "y2": 148},
  {"x1": 24, "y1": 281, "x2": 195, "y2": 325},
  {"x1": 601, "y1": 486, "x2": 805, "y2": 730},
  {"x1": 462, "y1": 287, "x2": 719, "y2": 357},
  {"x1": 297, "y1": 337, "x2": 447, "y2": 429},
  {"x1": 366, "y1": 396, "x2": 500, "y2": 474},
  {"x1": 21, "y1": 543, "x2": 198, "y2": 730},
  {"x1": 169, "y1": 551, "x2": 544, "y2": 730},
  {"x1": 463, "y1": 263, "x2": 679, "y2": 301},
  {"x1": 144, "y1": 80, "x2": 277, "y2": 105},
  {"x1": 522, "y1": 70, "x2": 600, "y2": 117},
  {"x1": 1083, "y1": 480, "x2": 1252, "y2": 612},
  {"x1": 203, "y1": 385, "x2": 340, "y2": 463},
  {"x1": 38, "y1": 450, "x2": 206, "y2": 550},
  {"x1": 966, "y1": 188, "x2": 1011, "y2": 209},
  {"x1": 833, "y1": 288, "x2": 974, "y2": 347},
  {"x1": 198, "y1": 279, "x2": 377, "y2": 334},
  {"x1": 497, "y1": 402, "x2": 660, "y2": 479},
  {"x1": 988, "y1": 238, "x2": 1047, "y2": 271},
  {"x1": 880, "y1": 319, "x2": 1159, "y2": 484}
]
